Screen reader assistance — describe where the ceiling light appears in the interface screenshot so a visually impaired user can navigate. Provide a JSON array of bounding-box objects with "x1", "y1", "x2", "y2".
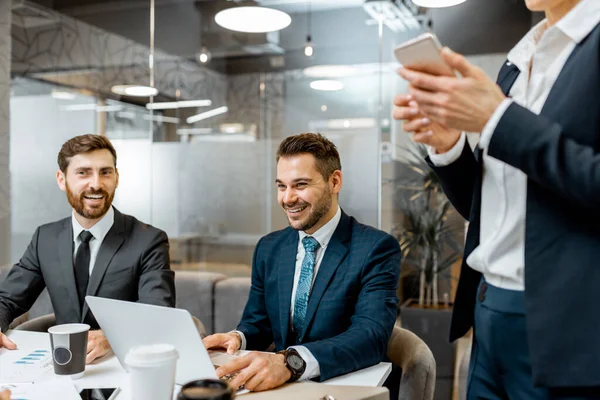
[
  {"x1": 198, "y1": 46, "x2": 211, "y2": 64},
  {"x1": 220, "y1": 123, "x2": 245, "y2": 134},
  {"x1": 51, "y1": 90, "x2": 76, "y2": 100},
  {"x1": 146, "y1": 99, "x2": 212, "y2": 110},
  {"x1": 363, "y1": 0, "x2": 421, "y2": 32},
  {"x1": 411, "y1": 0, "x2": 466, "y2": 7},
  {"x1": 111, "y1": 85, "x2": 158, "y2": 97},
  {"x1": 215, "y1": 7, "x2": 291, "y2": 33},
  {"x1": 176, "y1": 128, "x2": 213, "y2": 135},
  {"x1": 321, "y1": 105, "x2": 327, "y2": 112},
  {"x1": 61, "y1": 104, "x2": 123, "y2": 112},
  {"x1": 304, "y1": 65, "x2": 358, "y2": 78},
  {"x1": 186, "y1": 106, "x2": 228, "y2": 124},
  {"x1": 308, "y1": 118, "x2": 376, "y2": 131},
  {"x1": 310, "y1": 80, "x2": 344, "y2": 91},
  {"x1": 304, "y1": 35, "x2": 314, "y2": 57}
]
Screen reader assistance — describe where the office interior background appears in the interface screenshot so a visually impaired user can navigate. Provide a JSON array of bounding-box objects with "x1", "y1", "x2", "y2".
[{"x1": 0, "y1": 0, "x2": 544, "y2": 398}]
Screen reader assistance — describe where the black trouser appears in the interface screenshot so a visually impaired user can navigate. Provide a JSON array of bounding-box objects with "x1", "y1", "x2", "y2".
[{"x1": 467, "y1": 279, "x2": 600, "y2": 400}]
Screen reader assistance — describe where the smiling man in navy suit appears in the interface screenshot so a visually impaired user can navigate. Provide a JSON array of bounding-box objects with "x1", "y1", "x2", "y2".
[
  {"x1": 393, "y1": 0, "x2": 600, "y2": 398},
  {"x1": 204, "y1": 133, "x2": 401, "y2": 392}
]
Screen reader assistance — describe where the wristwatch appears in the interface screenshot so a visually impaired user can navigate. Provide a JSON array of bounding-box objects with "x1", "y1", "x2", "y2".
[{"x1": 277, "y1": 348, "x2": 306, "y2": 382}]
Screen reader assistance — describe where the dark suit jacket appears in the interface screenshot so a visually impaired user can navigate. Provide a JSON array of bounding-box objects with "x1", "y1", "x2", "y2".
[
  {"x1": 237, "y1": 211, "x2": 400, "y2": 381},
  {"x1": 0, "y1": 208, "x2": 176, "y2": 331},
  {"x1": 429, "y1": 24, "x2": 600, "y2": 387}
]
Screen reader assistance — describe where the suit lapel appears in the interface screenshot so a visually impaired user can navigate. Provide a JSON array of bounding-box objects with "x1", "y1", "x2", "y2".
[
  {"x1": 299, "y1": 212, "x2": 350, "y2": 341},
  {"x1": 278, "y1": 230, "x2": 299, "y2": 347},
  {"x1": 57, "y1": 218, "x2": 82, "y2": 320},
  {"x1": 81, "y1": 209, "x2": 126, "y2": 321}
]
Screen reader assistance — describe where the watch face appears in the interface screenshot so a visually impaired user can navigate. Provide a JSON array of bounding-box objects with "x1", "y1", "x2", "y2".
[{"x1": 288, "y1": 354, "x2": 304, "y2": 370}]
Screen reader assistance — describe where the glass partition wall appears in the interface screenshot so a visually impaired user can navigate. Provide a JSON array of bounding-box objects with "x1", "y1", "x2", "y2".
[{"x1": 9, "y1": 1, "x2": 421, "y2": 277}]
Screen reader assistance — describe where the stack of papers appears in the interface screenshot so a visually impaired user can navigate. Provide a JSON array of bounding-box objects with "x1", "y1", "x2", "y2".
[
  {"x1": 0, "y1": 378, "x2": 80, "y2": 400},
  {"x1": 0, "y1": 348, "x2": 53, "y2": 383}
]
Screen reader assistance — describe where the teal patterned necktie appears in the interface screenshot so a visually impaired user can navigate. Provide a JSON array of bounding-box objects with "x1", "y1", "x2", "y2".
[{"x1": 292, "y1": 236, "x2": 321, "y2": 333}]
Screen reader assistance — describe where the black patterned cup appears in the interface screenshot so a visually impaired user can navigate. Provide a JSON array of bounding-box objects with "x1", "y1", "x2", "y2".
[
  {"x1": 177, "y1": 379, "x2": 234, "y2": 400},
  {"x1": 48, "y1": 323, "x2": 90, "y2": 380}
]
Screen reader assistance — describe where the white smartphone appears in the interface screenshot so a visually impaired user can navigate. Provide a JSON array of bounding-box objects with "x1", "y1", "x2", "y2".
[
  {"x1": 394, "y1": 32, "x2": 455, "y2": 76},
  {"x1": 79, "y1": 387, "x2": 120, "y2": 400}
]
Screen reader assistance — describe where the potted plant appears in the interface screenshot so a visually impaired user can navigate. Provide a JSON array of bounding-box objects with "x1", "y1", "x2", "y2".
[{"x1": 390, "y1": 142, "x2": 464, "y2": 400}]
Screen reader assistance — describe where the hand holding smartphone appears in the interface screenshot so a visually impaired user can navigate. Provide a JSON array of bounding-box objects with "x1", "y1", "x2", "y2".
[{"x1": 394, "y1": 33, "x2": 455, "y2": 76}]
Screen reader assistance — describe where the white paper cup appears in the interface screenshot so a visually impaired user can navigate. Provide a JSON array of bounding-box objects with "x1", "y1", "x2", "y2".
[{"x1": 125, "y1": 344, "x2": 179, "y2": 400}]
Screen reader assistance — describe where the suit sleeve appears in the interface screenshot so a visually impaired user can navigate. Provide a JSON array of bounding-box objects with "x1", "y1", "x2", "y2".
[
  {"x1": 303, "y1": 234, "x2": 401, "y2": 381},
  {"x1": 427, "y1": 142, "x2": 479, "y2": 221},
  {"x1": 137, "y1": 230, "x2": 176, "y2": 308},
  {"x1": 487, "y1": 102, "x2": 600, "y2": 212},
  {"x1": 0, "y1": 228, "x2": 46, "y2": 331},
  {"x1": 236, "y1": 238, "x2": 274, "y2": 351}
]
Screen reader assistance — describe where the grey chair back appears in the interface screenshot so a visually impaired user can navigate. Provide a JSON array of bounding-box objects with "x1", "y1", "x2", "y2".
[
  {"x1": 174, "y1": 271, "x2": 226, "y2": 335},
  {"x1": 387, "y1": 326, "x2": 436, "y2": 400},
  {"x1": 213, "y1": 277, "x2": 251, "y2": 333},
  {"x1": 14, "y1": 313, "x2": 56, "y2": 332}
]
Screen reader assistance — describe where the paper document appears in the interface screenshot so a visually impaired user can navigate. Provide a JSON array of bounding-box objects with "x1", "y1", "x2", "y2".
[
  {"x1": 0, "y1": 349, "x2": 53, "y2": 383},
  {"x1": 0, "y1": 378, "x2": 80, "y2": 400}
]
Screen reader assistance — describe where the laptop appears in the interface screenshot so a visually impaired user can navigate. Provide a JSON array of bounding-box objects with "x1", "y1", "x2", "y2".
[{"x1": 85, "y1": 296, "x2": 219, "y2": 385}]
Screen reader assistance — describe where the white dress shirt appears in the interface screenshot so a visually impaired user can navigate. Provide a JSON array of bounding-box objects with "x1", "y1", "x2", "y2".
[
  {"x1": 72, "y1": 206, "x2": 115, "y2": 275},
  {"x1": 429, "y1": 0, "x2": 600, "y2": 291},
  {"x1": 237, "y1": 206, "x2": 342, "y2": 381}
]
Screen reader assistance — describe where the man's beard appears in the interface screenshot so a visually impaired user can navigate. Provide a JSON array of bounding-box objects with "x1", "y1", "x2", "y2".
[
  {"x1": 65, "y1": 181, "x2": 114, "y2": 220},
  {"x1": 286, "y1": 189, "x2": 332, "y2": 232}
]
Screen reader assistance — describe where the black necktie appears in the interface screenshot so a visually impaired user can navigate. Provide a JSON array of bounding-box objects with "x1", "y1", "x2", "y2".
[{"x1": 75, "y1": 230, "x2": 93, "y2": 308}]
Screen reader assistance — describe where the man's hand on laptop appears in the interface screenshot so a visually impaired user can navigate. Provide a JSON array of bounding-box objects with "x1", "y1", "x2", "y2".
[
  {"x1": 216, "y1": 352, "x2": 291, "y2": 392},
  {"x1": 0, "y1": 389, "x2": 10, "y2": 400},
  {"x1": 86, "y1": 330, "x2": 112, "y2": 364},
  {"x1": 0, "y1": 331, "x2": 16, "y2": 350},
  {"x1": 203, "y1": 332, "x2": 241, "y2": 355}
]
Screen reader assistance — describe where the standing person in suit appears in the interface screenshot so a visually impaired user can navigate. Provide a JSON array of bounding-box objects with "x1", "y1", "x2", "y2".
[
  {"x1": 393, "y1": 0, "x2": 600, "y2": 398},
  {"x1": 203, "y1": 133, "x2": 400, "y2": 392},
  {"x1": 0, "y1": 134, "x2": 175, "y2": 364}
]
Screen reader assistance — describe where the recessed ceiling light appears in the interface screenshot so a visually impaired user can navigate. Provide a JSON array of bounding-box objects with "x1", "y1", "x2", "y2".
[
  {"x1": 310, "y1": 80, "x2": 344, "y2": 91},
  {"x1": 146, "y1": 100, "x2": 212, "y2": 110},
  {"x1": 321, "y1": 105, "x2": 327, "y2": 112},
  {"x1": 111, "y1": 85, "x2": 158, "y2": 97},
  {"x1": 186, "y1": 106, "x2": 229, "y2": 124},
  {"x1": 215, "y1": 7, "x2": 291, "y2": 33},
  {"x1": 303, "y1": 65, "x2": 358, "y2": 78},
  {"x1": 411, "y1": 0, "x2": 466, "y2": 7},
  {"x1": 51, "y1": 91, "x2": 76, "y2": 100}
]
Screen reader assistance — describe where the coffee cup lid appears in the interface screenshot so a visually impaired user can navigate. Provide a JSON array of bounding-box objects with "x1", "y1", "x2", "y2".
[
  {"x1": 48, "y1": 323, "x2": 90, "y2": 335},
  {"x1": 125, "y1": 344, "x2": 179, "y2": 367}
]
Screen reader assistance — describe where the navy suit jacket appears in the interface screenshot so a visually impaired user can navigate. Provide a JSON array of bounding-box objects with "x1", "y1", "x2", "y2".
[
  {"x1": 430, "y1": 24, "x2": 600, "y2": 387},
  {"x1": 237, "y1": 211, "x2": 401, "y2": 381}
]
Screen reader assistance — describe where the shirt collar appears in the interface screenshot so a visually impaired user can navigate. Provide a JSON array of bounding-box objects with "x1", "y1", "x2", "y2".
[
  {"x1": 72, "y1": 206, "x2": 115, "y2": 244},
  {"x1": 555, "y1": 0, "x2": 600, "y2": 44},
  {"x1": 507, "y1": 19, "x2": 549, "y2": 72},
  {"x1": 299, "y1": 206, "x2": 342, "y2": 249},
  {"x1": 507, "y1": 0, "x2": 600, "y2": 70}
]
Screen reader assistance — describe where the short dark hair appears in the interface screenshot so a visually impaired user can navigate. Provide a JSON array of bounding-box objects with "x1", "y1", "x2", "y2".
[
  {"x1": 57, "y1": 134, "x2": 117, "y2": 173},
  {"x1": 276, "y1": 133, "x2": 341, "y2": 179}
]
